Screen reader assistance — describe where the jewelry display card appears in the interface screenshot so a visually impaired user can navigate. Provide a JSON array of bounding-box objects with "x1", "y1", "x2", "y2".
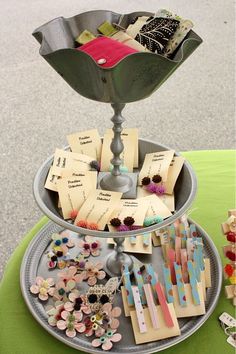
[
  {"x1": 67, "y1": 129, "x2": 102, "y2": 160},
  {"x1": 100, "y1": 134, "x2": 135, "y2": 172},
  {"x1": 138, "y1": 150, "x2": 175, "y2": 184},
  {"x1": 53, "y1": 149, "x2": 94, "y2": 171},
  {"x1": 57, "y1": 172, "x2": 97, "y2": 219},
  {"x1": 139, "y1": 194, "x2": 172, "y2": 219},
  {"x1": 107, "y1": 234, "x2": 152, "y2": 254},
  {"x1": 164, "y1": 156, "x2": 185, "y2": 194},
  {"x1": 109, "y1": 198, "x2": 150, "y2": 227},
  {"x1": 137, "y1": 186, "x2": 175, "y2": 212},
  {"x1": 105, "y1": 128, "x2": 139, "y2": 167},
  {"x1": 44, "y1": 166, "x2": 62, "y2": 192},
  {"x1": 74, "y1": 189, "x2": 122, "y2": 230}
]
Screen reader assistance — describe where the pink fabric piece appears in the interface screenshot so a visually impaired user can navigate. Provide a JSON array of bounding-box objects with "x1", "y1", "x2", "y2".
[{"x1": 77, "y1": 36, "x2": 138, "y2": 68}]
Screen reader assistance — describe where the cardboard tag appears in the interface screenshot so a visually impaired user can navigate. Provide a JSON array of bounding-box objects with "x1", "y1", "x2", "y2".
[
  {"x1": 138, "y1": 150, "x2": 175, "y2": 184},
  {"x1": 52, "y1": 149, "x2": 94, "y2": 171},
  {"x1": 100, "y1": 134, "x2": 135, "y2": 172},
  {"x1": 139, "y1": 194, "x2": 172, "y2": 219},
  {"x1": 164, "y1": 156, "x2": 185, "y2": 194},
  {"x1": 67, "y1": 129, "x2": 102, "y2": 160},
  {"x1": 137, "y1": 186, "x2": 175, "y2": 212},
  {"x1": 74, "y1": 189, "x2": 122, "y2": 230},
  {"x1": 44, "y1": 166, "x2": 62, "y2": 192},
  {"x1": 109, "y1": 198, "x2": 150, "y2": 226},
  {"x1": 105, "y1": 128, "x2": 139, "y2": 167},
  {"x1": 57, "y1": 172, "x2": 97, "y2": 219}
]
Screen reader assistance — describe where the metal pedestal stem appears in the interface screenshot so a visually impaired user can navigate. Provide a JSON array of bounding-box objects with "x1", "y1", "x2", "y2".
[
  {"x1": 105, "y1": 237, "x2": 133, "y2": 277},
  {"x1": 100, "y1": 103, "x2": 133, "y2": 194}
]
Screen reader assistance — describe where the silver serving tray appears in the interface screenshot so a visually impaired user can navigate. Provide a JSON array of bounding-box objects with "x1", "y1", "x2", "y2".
[{"x1": 20, "y1": 219, "x2": 222, "y2": 354}]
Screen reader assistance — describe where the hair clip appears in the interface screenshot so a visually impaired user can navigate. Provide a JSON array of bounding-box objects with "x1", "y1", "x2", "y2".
[
  {"x1": 143, "y1": 283, "x2": 159, "y2": 329},
  {"x1": 131, "y1": 285, "x2": 147, "y2": 333},
  {"x1": 92, "y1": 329, "x2": 122, "y2": 351},
  {"x1": 162, "y1": 263, "x2": 174, "y2": 303},
  {"x1": 86, "y1": 285, "x2": 113, "y2": 312},
  {"x1": 143, "y1": 215, "x2": 163, "y2": 227},
  {"x1": 174, "y1": 262, "x2": 187, "y2": 307},
  {"x1": 78, "y1": 236, "x2": 101, "y2": 257},
  {"x1": 155, "y1": 282, "x2": 174, "y2": 328},
  {"x1": 122, "y1": 265, "x2": 134, "y2": 306},
  {"x1": 90, "y1": 160, "x2": 100, "y2": 172},
  {"x1": 187, "y1": 260, "x2": 200, "y2": 305},
  {"x1": 129, "y1": 235, "x2": 137, "y2": 245},
  {"x1": 56, "y1": 309, "x2": 86, "y2": 337},
  {"x1": 133, "y1": 263, "x2": 146, "y2": 305},
  {"x1": 30, "y1": 276, "x2": 55, "y2": 301},
  {"x1": 82, "y1": 261, "x2": 106, "y2": 286},
  {"x1": 141, "y1": 175, "x2": 166, "y2": 195}
]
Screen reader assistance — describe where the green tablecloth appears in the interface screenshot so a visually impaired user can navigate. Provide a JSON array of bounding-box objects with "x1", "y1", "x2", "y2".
[{"x1": 0, "y1": 150, "x2": 235, "y2": 354}]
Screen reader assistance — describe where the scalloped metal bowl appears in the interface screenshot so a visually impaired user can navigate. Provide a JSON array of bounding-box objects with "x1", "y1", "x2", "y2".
[
  {"x1": 32, "y1": 10, "x2": 203, "y2": 103},
  {"x1": 33, "y1": 138, "x2": 197, "y2": 238}
]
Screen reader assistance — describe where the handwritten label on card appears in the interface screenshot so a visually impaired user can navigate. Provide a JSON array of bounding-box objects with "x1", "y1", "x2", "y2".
[
  {"x1": 164, "y1": 156, "x2": 185, "y2": 194},
  {"x1": 100, "y1": 134, "x2": 135, "y2": 172},
  {"x1": 52, "y1": 149, "x2": 95, "y2": 171},
  {"x1": 57, "y1": 172, "x2": 97, "y2": 219},
  {"x1": 67, "y1": 129, "x2": 102, "y2": 160},
  {"x1": 109, "y1": 198, "x2": 150, "y2": 226},
  {"x1": 105, "y1": 128, "x2": 139, "y2": 167},
  {"x1": 74, "y1": 189, "x2": 122, "y2": 230},
  {"x1": 138, "y1": 150, "x2": 175, "y2": 185}
]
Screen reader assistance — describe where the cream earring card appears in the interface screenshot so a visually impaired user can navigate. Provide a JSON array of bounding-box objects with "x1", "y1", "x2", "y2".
[
  {"x1": 67, "y1": 129, "x2": 102, "y2": 160},
  {"x1": 74, "y1": 189, "x2": 122, "y2": 230},
  {"x1": 138, "y1": 150, "x2": 174, "y2": 185},
  {"x1": 164, "y1": 156, "x2": 185, "y2": 194}
]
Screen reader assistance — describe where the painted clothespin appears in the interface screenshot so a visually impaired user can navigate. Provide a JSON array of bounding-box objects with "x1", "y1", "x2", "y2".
[
  {"x1": 122, "y1": 264, "x2": 134, "y2": 306},
  {"x1": 167, "y1": 224, "x2": 176, "y2": 248},
  {"x1": 155, "y1": 282, "x2": 174, "y2": 327},
  {"x1": 131, "y1": 285, "x2": 147, "y2": 333},
  {"x1": 187, "y1": 260, "x2": 201, "y2": 305},
  {"x1": 187, "y1": 238, "x2": 195, "y2": 260},
  {"x1": 180, "y1": 214, "x2": 190, "y2": 238},
  {"x1": 162, "y1": 263, "x2": 174, "y2": 303},
  {"x1": 142, "y1": 233, "x2": 150, "y2": 247},
  {"x1": 181, "y1": 249, "x2": 189, "y2": 283},
  {"x1": 143, "y1": 283, "x2": 159, "y2": 329},
  {"x1": 145, "y1": 263, "x2": 158, "y2": 300},
  {"x1": 166, "y1": 248, "x2": 176, "y2": 284},
  {"x1": 174, "y1": 262, "x2": 187, "y2": 307},
  {"x1": 193, "y1": 248, "x2": 201, "y2": 281},
  {"x1": 179, "y1": 222, "x2": 187, "y2": 248},
  {"x1": 193, "y1": 237, "x2": 205, "y2": 271},
  {"x1": 133, "y1": 263, "x2": 146, "y2": 305},
  {"x1": 175, "y1": 236, "x2": 182, "y2": 264}
]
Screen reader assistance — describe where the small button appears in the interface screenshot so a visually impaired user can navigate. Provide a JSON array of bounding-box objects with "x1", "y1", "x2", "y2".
[{"x1": 97, "y1": 58, "x2": 106, "y2": 65}]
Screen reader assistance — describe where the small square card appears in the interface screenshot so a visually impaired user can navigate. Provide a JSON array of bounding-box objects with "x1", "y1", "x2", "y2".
[
  {"x1": 105, "y1": 128, "x2": 139, "y2": 167},
  {"x1": 57, "y1": 171, "x2": 97, "y2": 219},
  {"x1": 100, "y1": 134, "x2": 135, "y2": 172},
  {"x1": 74, "y1": 189, "x2": 122, "y2": 230},
  {"x1": 67, "y1": 129, "x2": 102, "y2": 160},
  {"x1": 138, "y1": 150, "x2": 174, "y2": 185}
]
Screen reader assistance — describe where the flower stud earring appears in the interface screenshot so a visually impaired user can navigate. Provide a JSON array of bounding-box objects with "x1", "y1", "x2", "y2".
[{"x1": 141, "y1": 174, "x2": 166, "y2": 195}]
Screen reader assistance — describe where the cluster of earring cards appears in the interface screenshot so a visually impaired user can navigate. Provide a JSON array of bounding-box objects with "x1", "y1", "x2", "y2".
[
  {"x1": 121, "y1": 264, "x2": 180, "y2": 344},
  {"x1": 100, "y1": 128, "x2": 138, "y2": 172}
]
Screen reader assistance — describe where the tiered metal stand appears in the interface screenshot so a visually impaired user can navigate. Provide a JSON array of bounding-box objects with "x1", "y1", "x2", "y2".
[
  {"x1": 19, "y1": 9, "x2": 223, "y2": 354},
  {"x1": 32, "y1": 9, "x2": 202, "y2": 276}
]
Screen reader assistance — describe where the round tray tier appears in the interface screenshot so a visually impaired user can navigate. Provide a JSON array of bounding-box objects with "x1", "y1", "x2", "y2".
[
  {"x1": 20, "y1": 219, "x2": 222, "y2": 354},
  {"x1": 33, "y1": 138, "x2": 197, "y2": 238}
]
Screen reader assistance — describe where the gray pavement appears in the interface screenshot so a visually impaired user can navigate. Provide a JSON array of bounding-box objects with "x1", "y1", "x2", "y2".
[{"x1": 0, "y1": 0, "x2": 235, "y2": 279}]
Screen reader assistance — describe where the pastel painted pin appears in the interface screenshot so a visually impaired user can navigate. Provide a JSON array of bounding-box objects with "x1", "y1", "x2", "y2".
[
  {"x1": 131, "y1": 286, "x2": 147, "y2": 333},
  {"x1": 143, "y1": 283, "x2": 159, "y2": 329},
  {"x1": 187, "y1": 260, "x2": 201, "y2": 305},
  {"x1": 162, "y1": 263, "x2": 174, "y2": 303},
  {"x1": 155, "y1": 282, "x2": 174, "y2": 327},
  {"x1": 122, "y1": 265, "x2": 134, "y2": 306},
  {"x1": 133, "y1": 264, "x2": 146, "y2": 305},
  {"x1": 174, "y1": 262, "x2": 187, "y2": 307},
  {"x1": 142, "y1": 233, "x2": 150, "y2": 247}
]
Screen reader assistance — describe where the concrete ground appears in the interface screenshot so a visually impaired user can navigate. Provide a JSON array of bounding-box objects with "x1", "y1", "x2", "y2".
[{"x1": 0, "y1": 0, "x2": 235, "y2": 279}]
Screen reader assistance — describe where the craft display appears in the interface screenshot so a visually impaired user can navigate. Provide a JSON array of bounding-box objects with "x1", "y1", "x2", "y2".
[
  {"x1": 19, "y1": 6, "x2": 222, "y2": 354},
  {"x1": 221, "y1": 210, "x2": 236, "y2": 306}
]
